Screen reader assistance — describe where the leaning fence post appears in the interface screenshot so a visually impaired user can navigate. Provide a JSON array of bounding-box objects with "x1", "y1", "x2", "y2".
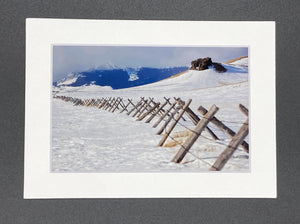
[
  {"x1": 104, "y1": 97, "x2": 112, "y2": 110},
  {"x1": 111, "y1": 98, "x2": 120, "y2": 112},
  {"x1": 153, "y1": 101, "x2": 177, "y2": 128},
  {"x1": 172, "y1": 105, "x2": 219, "y2": 163},
  {"x1": 198, "y1": 105, "x2": 249, "y2": 153},
  {"x1": 156, "y1": 106, "x2": 180, "y2": 135},
  {"x1": 239, "y1": 104, "x2": 249, "y2": 116},
  {"x1": 132, "y1": 99, "x2": 148, "y2": 117},
  {"x1": 127, "y1": 98, "x2": 144, "y2": 116},
  {"x1": 158, "y1": 99, "x2": 192, "y2": 146},
  {"x1": 99, "y1": 99, "x2": 107, "y2": 109},
  {"x1": 181, "y1": 104, "x2": 219, "y2": 141},
  {"x1": 137, "y1": 102, "x2": 160, "y2": 121},
  {"x1": 108, "y1": 98, "x2": 117, "y2": 112},
  {"x1": 137, "y1": 98, "x2": 154, "y2": 118},
  {"x1": 210, "y1": 118, "x2": 249, "y2": 171},
  {"x1": 120, "y1": 99, "x2": 133, "y2": 113},
  {"x1": 145, "y1": 100, "x2": 168, "y2": 123}
]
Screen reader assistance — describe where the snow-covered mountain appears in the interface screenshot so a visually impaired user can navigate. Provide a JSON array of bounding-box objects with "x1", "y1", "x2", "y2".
[
  {"x1": 54, "y1": 66, "x2": 189, "y2": 89},
  {"x1": 55, "y1": 73, "x2": 80, "y2": 87}
]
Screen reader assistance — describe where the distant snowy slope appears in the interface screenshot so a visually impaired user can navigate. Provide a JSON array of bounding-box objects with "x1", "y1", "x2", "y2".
[
  {"x1": 56, "y1": 73, "x2": 79, "y2": 86},
  {"x1": 131, "y1": 63, "x2": 248, "y2": 92},
  {"x1": 229, "y1": 58, "x2": 248, "y2": 67}
]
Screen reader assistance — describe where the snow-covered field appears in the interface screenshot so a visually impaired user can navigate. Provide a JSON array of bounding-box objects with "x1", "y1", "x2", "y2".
[{"x1": 52, "y1": 62, "x2": 249, "y2": 172}]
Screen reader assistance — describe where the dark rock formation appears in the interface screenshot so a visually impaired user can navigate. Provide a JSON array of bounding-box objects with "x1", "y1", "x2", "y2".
[
  {"x1": 190, "y1": 57, "x2": 227, "y2": 73},
  {"x1": 191, "y1": 57, "x2": 213, "y2": 71},
  {"x1": 212, "y1": 62, "x2": 227, "y2": 73}
]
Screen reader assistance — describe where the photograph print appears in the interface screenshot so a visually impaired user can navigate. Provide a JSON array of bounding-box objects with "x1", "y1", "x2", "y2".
[{"x1": 51, "y1": 45, "x2": 250, "y2": 173}]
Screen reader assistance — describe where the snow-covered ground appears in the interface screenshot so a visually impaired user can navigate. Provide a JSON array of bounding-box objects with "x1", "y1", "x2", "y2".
[{"x1": 52, "y1": 61, "x2": 249, "y2": 172}]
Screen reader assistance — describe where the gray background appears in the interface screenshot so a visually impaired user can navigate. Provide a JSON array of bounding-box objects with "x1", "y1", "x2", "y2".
[{"x1": 0, "y1": 0, "x2": 299, "y2": 223}]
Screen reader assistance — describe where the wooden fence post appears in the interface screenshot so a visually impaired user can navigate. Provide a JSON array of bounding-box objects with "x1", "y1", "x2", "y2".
[
  {"x1": 145, "y1": 99, "x2": 168, "y2": 123},
  {"x1": 108, "y1": 98, "x2": 118, "y2": 112},
  {"x1": 111, "y1": 97, "x2": 120, "y2": 112},
  {"x1": 239, "y1": 104, "x2": 249, "y2": 116},
  {"x1": 117, "y1": 98, "x2": 126, "y2": 110},
  {"x1": 137, "y1": 98, "x2": 154, "y2": 118},
  {"x1": 173, "y1": 97, "x2": 187, "y2": 121},
  {"x1": 98, "y1": 99, "x2": 107, "y2": 109},
  {"x1": 93, "y1": 99, "x2": 100, "y2": 107},
  {"x1": 210, "y1": 118, "x2": 249, "y2": 171},
  {"x1": 180, "y1": 103, "x2": 219, "y2": 141},
  {"x1": 137, "y1": 102, "x2": 160, "y2": 121},
  {"x1": 158, "y1": 99, "x2": 192, "y2": 146},
  {"x1": 132, "y1": 99, "x2": 148, "y2": 117},
  {"x1": 104, "y1": 97, "x2": 112, "y2": 110},
  {"x1": 172, "y1": 105, "x2": 219, "y2": 163},
  {"x1": 127, "y1": 98, "x2": 144, "y2": 115},
  {"x1": 112, "y1": 98, "x2": 122, "y2": 112},
  {"x1": 156, "y1": 106, "x2": 180, "y2": 135},
  {"x1": 153, "y1": 101, "x2": 177, "y2": 128},
  {"x1": 198, "y1": 105, "x2": 249, "y2": 153},
  {"x1": 120, "y1": 99, "x2": 133, "y2": 113},
  {"x1": 118, "y1": 98, "x2": 127, "y2": 110}
]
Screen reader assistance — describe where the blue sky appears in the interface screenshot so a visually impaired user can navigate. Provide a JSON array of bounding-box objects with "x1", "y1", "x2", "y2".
[{"x1": 53, "y1": 46, "x2": 248, "y2": 81}]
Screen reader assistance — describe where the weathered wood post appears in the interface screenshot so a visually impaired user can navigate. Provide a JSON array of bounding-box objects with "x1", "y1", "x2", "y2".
[
  {"x1": 110, "y1": 97, "x2": 120, "y2": 112},
  {"x1": 137, "y1": 98, "x2": 154, "y2": 118},
  {"x1": 210, "y1": 118, "x2": 249, "y2": 171},
  {"x1": 77, "y1": 99, "x2": 84, "y2": 106},
  {"x1": 118, "y1": 98, "x2": 127, "y2": 110},
  {"x1": 172, "y1": 105, "x2": 219, "y2": 163},
  {"x1": 137, "y1": 102, "x2": 160, "y2": 121},
  {"x1": 98, "y1": 98, "x2": 108, "y2": 109},
  {"x1": 119, "y1": 98, "x2": 127, "y2": 109},
  {"x1": 185, "y1": 107, "x2": 219, "y2": 140},
  {"x1": 73, "y1": 98, "x2": 80, "y2": 106},
  {"x1": 153, "y1": 101, "x2": 177, "y2": 128},
  {"x1": 88, "y1": 99, "x2": 96, "y2": 106},
  {"x1": 173, "y1": 98, "x2": 220, "y2": 141},
  {"x1": 156, "y1": 106, "x2": 180, "y2": 135},
  {"x1": 127, "y1": 98, "x2": 144, "y2": 116},
  {"x1": 158, "y1": 99, "x2": 192, "y2": 146},
  {"x1": 239, "y1": 104, "x2": 249, "y2": 116},
  {"x1": 108, "y1": 98, "x2": 118, "y2": 112},
  {"x1": 132, "y1": 99, "x2": 148, "y2": 117},
  {"x1": 111, "y1": 98, "x2": 121, "y2": 112},
  {"x1": 198, "y1": 105, "x2": 249, "y2": 153},
  {"x1": 97, "y1": 98, "x2": 105, "y2": 108},
  {"x1": 104, "y1": 97, "x2": 112, "y2": 110},
  {"x1": 145, "y1": 99, "x2": 168, "y2": 123},
  {"x1": 173, "y1": 97, "x2": 187, "y2": 121},
  {"x1": 92, "y1": 99, "x2": 100, "y2": 107},
  {"x1": 106, "y1": 97, "x2": 115, "y2": 110},
  {"x1": 120, "y1": 99, "x2": 133, "y2": 113}
]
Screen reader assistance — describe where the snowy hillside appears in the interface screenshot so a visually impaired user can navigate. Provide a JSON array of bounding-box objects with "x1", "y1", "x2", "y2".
[
  {"x1": 52, "y1": 59, "x2": 249, "y2": 172},
  {"x1": 229, "y1": 58, "x2": 248, "y2": 67}
]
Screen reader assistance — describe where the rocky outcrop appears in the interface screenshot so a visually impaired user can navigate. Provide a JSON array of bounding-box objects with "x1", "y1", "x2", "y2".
[
  {"x1": 191, "y1": 57, "x2": 212, "y2": 71},
  {"x1": 212, "y1": 62, "x2": 227, "y2": 73},
  {"x1": 190, "y1": 57, "x2": 227, "y2": 73}
]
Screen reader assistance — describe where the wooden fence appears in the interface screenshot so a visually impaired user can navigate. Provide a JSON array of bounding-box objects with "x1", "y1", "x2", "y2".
[{"x1": 53, "y1": 95, "x2": 249, "y2": 171}]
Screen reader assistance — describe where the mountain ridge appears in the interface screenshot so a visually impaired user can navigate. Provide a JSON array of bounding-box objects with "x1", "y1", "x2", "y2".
[{"x1": 54, "y1": 66, "x2": 189, "y2": 89}]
